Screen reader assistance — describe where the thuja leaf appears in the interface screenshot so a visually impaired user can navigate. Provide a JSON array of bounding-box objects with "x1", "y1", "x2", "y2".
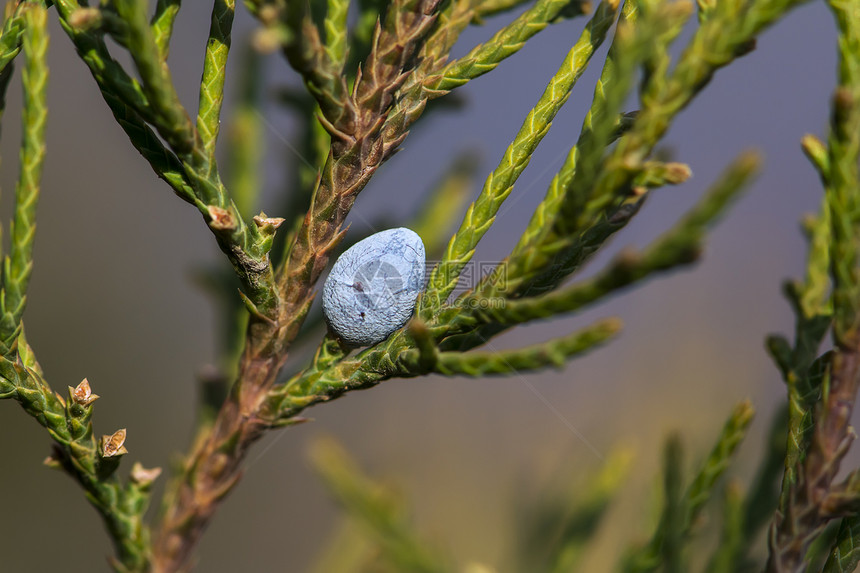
[
  {"x1": 53, "y1": 1, "x2": 154, "y2": 122},
  {"x1": 799, "y1": 202, "x2": 832, "y2": 318},
  {"x1": 824, "y1": 516, "x2": 860, "y2": 573},
  {"x1": 150, "y1": 0, "x2": 181, "y2": 60},
  {"x1": 441, "y1": 152, "x2": 756, "y2": 349},
  {"x1": 824, "y1": 0, "x2": 860, "y2": 345},
  {"x1": 114, "y1": 0, "x2": 194, "y2": 153},
  {"x1": 0, "y1": 1, "x2": 48, "y2": 354},
  {"x1": 425, "y1": 0, "x2": 588, "y2": 96},
  {"x1": 322, "y1": 0, "x2": 349, "y2": 72},
  {"x1": 0, "y1": 1, "x2": 26, "y2": 76},
  {"x1": 422, "y1": 0, "x2": 619, "y2": 313},
  {"x1": 472, "y1": 0, "x2": 551, "y2": 22},
  {"x1": 197, "y1": 0, "x2": 235, "y2": 179},
  {"x1": 563, "y1": 1, "x2": 693, "y2": 236},
  {"x1": 483, "y1": 112, "x2": 639, "y2": 299},
  {"x1": 113, "y1": 0, "x2": 195, "y2": 154},
  {"x1": 401, "y1": 317, "x2": 621, "y2": 376},
  {"x1": 16, "y1": 325, "x2": 42, "y2": 376},
  {"x1": 475, "y1": 1, "x2": 686, "y2": 304}
]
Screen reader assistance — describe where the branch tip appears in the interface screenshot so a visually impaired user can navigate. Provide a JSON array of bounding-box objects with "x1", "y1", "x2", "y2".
[
  {"x1": 101, "y1": 429, "x2": 129, "y2": 458},
  {"x1": 72, "y1": 378, "x2": 99, "y2": 406}
]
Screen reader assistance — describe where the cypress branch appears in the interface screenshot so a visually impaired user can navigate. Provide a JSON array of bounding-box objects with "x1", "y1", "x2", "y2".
[
  {"x1": 425, "y1": 0, "x2": 587, "y2": 96},
  {"x1": 422, "y1": 0, "x2": 619, "y2": 313},
  {"x1": 150, "y1": 0, "x2": 181, "y2": 60},
  {"x1": 0, "y1": 2, "x2": 48, "y2": 353},
  {"x1": 113, "y1": 0, "x2": 196, "y2": 155},
  {"x1": 196, "y1": 0, "x2": 236, "y2": 181}
]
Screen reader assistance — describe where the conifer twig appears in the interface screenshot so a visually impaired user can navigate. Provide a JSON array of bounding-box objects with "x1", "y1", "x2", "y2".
[
  {"x1": 767, "y1": 3, "x2": 860, "y2": 570},
  {"x1": 0, "y1": 1, "x2": 26, "y2": 77},
  {"x1": 151, "y1": 0, "x2": 181, "y2": 60},
  {"x1": 422, "y1": 0, "x2": 620, "y2": 312},
  {"x1": 0, "y1": 8, "x2": 158, "y2": 570},
  {"x1": 424, "y1": 0, "x2": 587, "y2": 96},
  {"x1": 0, "y1": 0, "x2": 47, "y2": 353},
  {"x1": 624, "y1": 401, "x2": 754, "y2": 573},
  {"x1": 152, "y1": 1, "x2": 445, "y2": 568}
]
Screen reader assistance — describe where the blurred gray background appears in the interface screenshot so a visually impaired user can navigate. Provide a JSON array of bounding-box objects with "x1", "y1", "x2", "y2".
[{"x1": 0, "y1": 2, "x2": 844, "y2": 571}]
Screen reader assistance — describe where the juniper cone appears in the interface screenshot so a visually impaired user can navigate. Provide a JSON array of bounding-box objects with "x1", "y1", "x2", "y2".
[
  {"x1": 322, "y1": 227, "x2": 426, "y2": 347},
  {"x1": 0, "y1": 0, "x2": 857, "y2": 572}
]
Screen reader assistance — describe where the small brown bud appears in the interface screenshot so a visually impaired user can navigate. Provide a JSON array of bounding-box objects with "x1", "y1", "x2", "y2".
[
  {"x1": 253, "y1": 214, "x2": 286, "y2": 231},
  {"x1": 72, "y1": 378, "x2": 99, "y2": 406},
  {"x1": 207, "y1": 206, "x2": 236, "y2": 232},
  {"x1": 101, "y1": 429, "x2": 128, "y2": 458},
  {"x1": 130, "y1": 462, "x2": 162, "y2": 486}
]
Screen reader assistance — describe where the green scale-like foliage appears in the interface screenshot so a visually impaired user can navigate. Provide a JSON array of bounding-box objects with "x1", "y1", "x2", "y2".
[
  {"x1": 0, "y1": 1, "x2": 47, "y2": 355},
  {"x1": 422, "y1": 0, "x2": 620, "y2": 312},
  {"x1": 1, "y1": 0, "x2": 859, "y2": 571}
]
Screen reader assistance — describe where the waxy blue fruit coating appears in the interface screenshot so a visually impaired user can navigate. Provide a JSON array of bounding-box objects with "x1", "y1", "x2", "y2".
[{"x1": 322, "y1": 228, "x2": 426, "y2": 346}]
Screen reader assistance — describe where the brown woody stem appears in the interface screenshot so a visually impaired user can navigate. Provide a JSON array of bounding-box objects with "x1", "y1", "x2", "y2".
[{"x1": 767, "y1": 344, "x2": 860, "y2": 572}]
